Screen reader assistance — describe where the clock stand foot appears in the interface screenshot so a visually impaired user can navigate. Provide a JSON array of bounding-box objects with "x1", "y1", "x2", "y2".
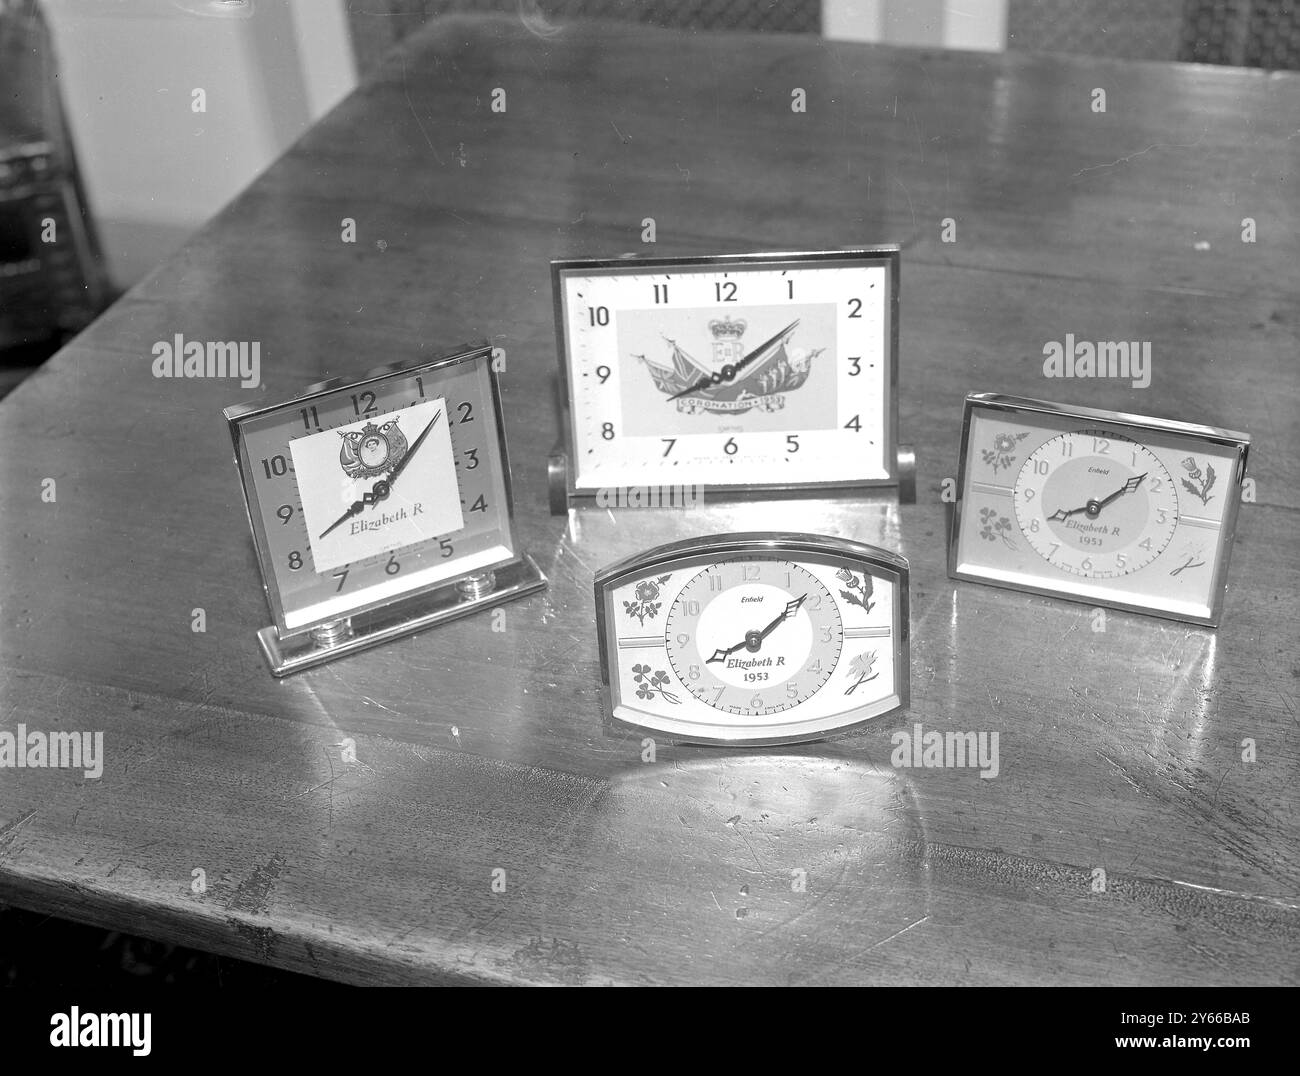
[
  {"x1": 256, "y1": 555, "x2": 547, "y2": 676},
  {"x1": 896, "y1": 444, "x2": 916, "y2": 504}
]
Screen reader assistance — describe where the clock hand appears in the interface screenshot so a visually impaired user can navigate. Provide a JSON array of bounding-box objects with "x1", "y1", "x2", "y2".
[
  {"x1": 318, "y1": 479, "x2": 392, "y2": 540},
  {"x1": 1095, "y1": 472, "x2": 1146, "y2": 509},
  {"x1": 757, "y1": 594, "x2": 807, "y2": 641},
  {"x1": 705, "y1": 594, "x2": 807, "y2": 664},
  {"x1": 385, "y1": 409, "x2": 442, "y2": 488},
  {"x1": 1047, "y1": 473, "x2": 1146, "y2": 524},
  {"x1": 666, "y1": 319, "x2": 800, "y2": 401},
  {"x1": 317, "y1": 410, "x2": 443, "y2": 540}
]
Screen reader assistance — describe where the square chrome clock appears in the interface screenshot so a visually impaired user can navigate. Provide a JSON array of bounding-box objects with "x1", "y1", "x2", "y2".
[
  {"x1": 549, "y1": 249, "x2": 911, "y2": 511},
  {"x1": 224, "y1": 343, "x2": 545, "y2": 675},
  {"x1": 949, "y1": 393, "x2": 1250, "y2": 626},
  {"x1": 595, "y1": 532, "x2": 910, "y2": 746}
]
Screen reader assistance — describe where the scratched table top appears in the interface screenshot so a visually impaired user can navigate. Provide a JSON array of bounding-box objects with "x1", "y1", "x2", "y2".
[{"x1": 1, "y1": 14, "x2": 1297, "y2": 985}]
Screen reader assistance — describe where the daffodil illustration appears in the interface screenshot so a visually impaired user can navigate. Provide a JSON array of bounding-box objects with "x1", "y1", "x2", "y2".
[{"x1": 844, "y1": 650, "x2": 880, "y2": 695}]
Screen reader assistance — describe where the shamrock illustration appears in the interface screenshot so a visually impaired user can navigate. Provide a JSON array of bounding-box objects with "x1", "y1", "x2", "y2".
[
  {"x1": 978, "y1": 506, "x2": 1017, "y2": 549},
  {"x1": 631, "y1": 663, "x2": 680, "y2": 705}
]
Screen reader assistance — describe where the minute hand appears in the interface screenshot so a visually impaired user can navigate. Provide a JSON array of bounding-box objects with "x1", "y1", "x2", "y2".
[
  {"x1": 385, "y1": 409, "x2": 443, "y2": 489},
  {"x1": 1095, "y1": 472, "x2": 1146, "y2": 509},
  {"x1": 666, "y1": 320, "x2": 800, "y2": 401}
]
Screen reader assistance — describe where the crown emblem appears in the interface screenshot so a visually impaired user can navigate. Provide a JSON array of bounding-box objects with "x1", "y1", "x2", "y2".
[
  {"x1": 338, "y1": 418, "x2": 408, "y2": 480},
  {"x1": 708, "y1": 317, "x2": 747, "y2": 339}
]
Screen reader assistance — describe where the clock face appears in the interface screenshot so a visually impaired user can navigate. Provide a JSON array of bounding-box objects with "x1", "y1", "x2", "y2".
[
  {"x1": 951, "y1": 395, "x2": 1249, "y2": 625},
  {"x1": 597, "y1": 535, "x2": 909, "y2": 745},
  {"x1": 228, "y1": 349, "x2": 517, "y2": 634},
  {"x1": 553, "y1": 251, "x2": 897, "y2": 496},
  {"x1": 1012, "y1": 431, "x2": 1179, "y2": 578}
]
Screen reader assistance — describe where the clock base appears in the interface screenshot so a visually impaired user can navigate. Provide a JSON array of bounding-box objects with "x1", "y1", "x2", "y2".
[{"x1": 255, "y1": 555, "x2": 547, "y2": 676}]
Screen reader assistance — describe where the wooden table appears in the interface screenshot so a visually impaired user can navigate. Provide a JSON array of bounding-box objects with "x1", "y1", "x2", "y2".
[{"x1": 1, "y1": 14, "x2": 1297, "y2": 986}]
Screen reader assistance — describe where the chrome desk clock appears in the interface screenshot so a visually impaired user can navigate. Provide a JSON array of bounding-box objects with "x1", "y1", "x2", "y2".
[
  {"x1": 949, "y1": 393, "x2": 1250, "y2": 626},
  {"x1": 595, "y1": 533, "x2": 910, "y2": 746},
  {"x1": 224, "y1": 344, "x2": 545, "y2": 675},
  {"x1": 549, "y1": 249, "x2": 914, "y2": 511}
]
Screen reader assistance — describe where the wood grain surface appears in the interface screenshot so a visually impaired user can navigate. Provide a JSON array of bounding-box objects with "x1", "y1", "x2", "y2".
[{"x1": 0, "y1": 14, "x2": 1297, "y2": 985}]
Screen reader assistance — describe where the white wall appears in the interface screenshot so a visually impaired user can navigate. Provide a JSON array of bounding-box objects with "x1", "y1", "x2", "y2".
[
  {"x1": 42, "y1": 0, "x2": 356, "y2": 289},
  {"x1": 824, "y1": 0, "x2": 1007, "y2": 50}
]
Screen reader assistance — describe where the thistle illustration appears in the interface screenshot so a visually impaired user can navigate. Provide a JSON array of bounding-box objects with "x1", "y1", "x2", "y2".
[
  {"x1": 834, "y1": 568, "x2": 875, "y2": 612},
  {"x1": 1180, "y1": 456, "x2": 1216, "y2": 506}
]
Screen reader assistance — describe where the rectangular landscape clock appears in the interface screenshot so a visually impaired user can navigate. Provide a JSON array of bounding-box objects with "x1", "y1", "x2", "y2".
[
  {"x1": 224, "y1": 344, "x2": 545, "y2": 675},
  {"x1": 549, "y1": 248, "x2": 911, "y2": 511},
  {"x1": 949, "y1": 393, "x2": 1250, "y2": 626}
]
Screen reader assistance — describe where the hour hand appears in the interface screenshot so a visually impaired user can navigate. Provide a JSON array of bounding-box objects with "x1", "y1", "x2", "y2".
[
  {"x1": 1048, "y1": 505, "x2": 1086, "y2": 523},
  {"x1": 705, "y1": 640, "x2": 748, "y2": 665}
]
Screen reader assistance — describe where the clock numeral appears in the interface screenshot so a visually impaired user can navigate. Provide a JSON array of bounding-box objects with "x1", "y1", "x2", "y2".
[
  {"x1": 1093, "y1": 437, "x2": 1110, "y2": 455},
  {"x1": 455, "y1": 401, "x2": 474, "y2": 424},
  {"x1": 469, "y1": 494, "x2": 488, "y2": 513},
  {"x1": 724, "y1": 437, "x2": 739, "y2": 456},
  {"x1": 287, "y1": 550, "x2": 303, "y2": 571},
  {"x1": 602, "y1": 422, "x2": 616, "y2": 440},
  {"x1": 1033, "y1": 459, "x2": 1049, "y2": 476},
  {"x1": 712, "y1": 686, "x2": 725, "y2": 704},
  {"x1": 261, "y1": 454, "x2": 289, "y2": 479},
  {"x1": 463, "y1": 448, "x2": 480, "y2": 469},
  {"x1": 351, "y1": 391, "x2": 377, "y2": 417},
  {"x1": 333, "y1": 567, "x2": 349, "y2": 592},
  {"x1": 588, "y1": 306, "x2": 610, "y2": 327},
  {"x1": 1048, "y1": 542, "x2": 1060, "y2": 559},
  {"x1": 1081, "y1": 556, "x2": 1093, "y2": 572},
  {"x1": 820, "y1": 625, "x2": 834, "y2": 643},
  {"x1": 1061, "y1": 440, "x2": 1074, "y2": 458},
  {"x1": 661, "y1": 438, "x2": 676, "y2": 457},
  {"x1": 276, "y1": 504, "x2": 294, "y2": 525},
  {"x1": 1116, "y1": 553, "x2": 1128, "y2": 571},
  {"x1": 750, "y1": 694, "x2": 764, "y2": 710},
  {"x1": 1022, "y1": 487, "x2": 1036, "y2": 501},
  {"x1": 653, "y1": 283, "x2": 669, "y2": 304},
  {"x1": 595, "y1": 365, "x2": 611, "y2": 384},
  {"x1": 787, "y1": 279, "x2": 794, "y2": 300},
  {"x1": 1150, "y1": 477, "x2": 1163, "y2": 493},
  {"x1": 786, "y1": 682, "x2": 799, "y2": 699},
  {"x1": 1139, "y1": 538, "x2": 1153, "y2": 552},
  {"x1": 688, "y1": 664, "x2": 701, "y2": 680},
  {"x1": 786, "y1": 434, "x2": 800, "y2": 453},
  {"x1": 708, "y1": 574, "x2": 724, "y2": 592},
  {"x1": 847, "y1": 298, "x2": 862, "y2": 318},
  {"x1": 299, "y1": 405, "x2": 320, "y2": 431},
  {"x1": 1029, "y1": 518, "x2": 1040, "y2": 533},
  {"x1": 742, "y1": 564, "x2": 760, "y2": 581},
  {"x1": 1156, "y1": 509, "x2": 1168, "y2": 524},
  {"x1": 809, "y1": 659, "x2": 822, "y2": 673},
  {"x1": 807, "y1": 593, "x2": 822, "y2": 611},
  {"x1": 715, "y1": 281, "x2": 737, "y2": 303},
  {"x1": 676, "y1": 633, "x2": 690, "y2": 646},
  {"x1": 844, "y1": 415, "x2": 861, "y2": 433},
  {"x1": 684, "y1": 600, "x2": 701, "y2": 616},
  {"x1": 847, "y1": 356, "x2": 861, "y2": 376},
  {"x1": 385, "y1": 554, "x2": 401, "y2": 575},
  {"x1": 439, "y1": 538, "x2": 454, "y2": 558}
]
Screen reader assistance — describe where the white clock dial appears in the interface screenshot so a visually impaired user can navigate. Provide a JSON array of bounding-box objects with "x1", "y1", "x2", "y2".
[
  {"x1": 554, "y1": 252, "x2": 897, "y2": 495},
  {"x1": 1012, "y1": 431, "x2": 1179, "y2": 578},
  {"x1": 597, "y1": 535, "x2": 909, "y2": 746},
  {"x1": 665, "y1": 561, "x2": 842, "y2": 716}
]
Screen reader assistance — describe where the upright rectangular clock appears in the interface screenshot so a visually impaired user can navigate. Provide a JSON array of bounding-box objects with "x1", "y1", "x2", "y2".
[
  {"x1": 549, "y1": 248, "x2": 909, "y2": 511},
  {"x1": 224, "y1": 344, "x2": 544, "y2": 675},
  {"x1": 949, "y1": 393, "x2": 1250, "y2": 626}
]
